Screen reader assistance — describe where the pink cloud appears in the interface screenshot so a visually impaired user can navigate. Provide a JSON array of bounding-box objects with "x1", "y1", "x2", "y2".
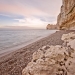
[
  {"x1": 0, "y1": 0, "x2": 62, "y2": 18},
  {"x1": 0, "y1": 3, "x2": 48, "y2": 17},
  {"x1": 0, "y1": 0, "x2": 62, "y2": 28}
]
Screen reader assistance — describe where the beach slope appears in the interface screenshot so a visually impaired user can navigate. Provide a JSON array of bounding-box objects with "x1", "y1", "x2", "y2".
[{"x1": 0, "y1": 30, "x2": 75, "y2": 75}]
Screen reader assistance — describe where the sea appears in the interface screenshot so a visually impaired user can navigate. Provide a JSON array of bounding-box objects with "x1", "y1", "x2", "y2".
[{"x1": 0, "y1": 29, "x2": 57, "y2": 54}]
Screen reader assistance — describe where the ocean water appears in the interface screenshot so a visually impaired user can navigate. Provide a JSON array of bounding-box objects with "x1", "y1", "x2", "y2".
[{"x1": 0, "y1": 29, "x2": 56, "y2": 54}]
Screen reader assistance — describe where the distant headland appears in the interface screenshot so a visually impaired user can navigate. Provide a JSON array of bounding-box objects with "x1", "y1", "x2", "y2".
[{"x1": 47, "y1": 0, "x2": 75, "y2": 30}]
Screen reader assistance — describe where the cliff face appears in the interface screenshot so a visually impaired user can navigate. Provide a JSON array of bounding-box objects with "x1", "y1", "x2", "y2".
[
  {"x1": 57, "y1": 0, "x2": 75, "y2": 30},
  {"x1": 46, "y1": 24, "x2": 57, "y2": 30}
]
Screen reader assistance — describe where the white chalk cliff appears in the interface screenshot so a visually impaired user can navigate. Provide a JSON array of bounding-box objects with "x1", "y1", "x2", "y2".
[
  {"x1": 57, "y1": 0, "x2": 75, "y2": 30},
  {"x1": 46, "y1": 24, "x2": 57, "y2": 30}
]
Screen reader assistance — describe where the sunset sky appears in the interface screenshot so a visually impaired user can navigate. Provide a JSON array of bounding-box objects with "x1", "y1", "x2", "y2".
[{"x1": 0, "y1": 0, "x2": 62, "y2": 29}]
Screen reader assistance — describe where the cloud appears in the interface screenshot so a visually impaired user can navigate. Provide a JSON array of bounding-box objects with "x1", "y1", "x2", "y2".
[
  {"x1": 0, "y1": 0, "x2": 62, "y2": 28},
  {"x1": 0, "y1": 3, "x2": 48, "y2": 17},
  {"x1": 13, "y1": 17, "x2": 56, "y2": 28},
  {"x1": 14, "y1": 19, "x2": 26, "y2": 23},
  {"x1": 0, "y1": 14, "x2": 12, "y2": 17},
  {"x1": 0, "y1": 0, "x2": 62, "y2": 17}
]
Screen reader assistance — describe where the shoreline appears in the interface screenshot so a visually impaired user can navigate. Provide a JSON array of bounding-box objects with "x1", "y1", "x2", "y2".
[
  {"x1": 0, "y1": 30, "x2": 75, "y2": 75},
  {"x1": 0, "y1": 30, "x2": 56, "y2": 58}
]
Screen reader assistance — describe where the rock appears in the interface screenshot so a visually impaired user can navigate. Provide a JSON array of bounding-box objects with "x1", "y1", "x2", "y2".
[
  {"x1": 65, "y1": 57, "x2": 75, "y2": 75},
  {"x1": 22, "y1": 45, "x2": 71, "y2": 75},
  {"x1": 61, "y1": 32, "x2": 75, "y2": 43},
  {"x1": 61, "y1": 32, "x2": 75, "y2": 50},
  {"x1": 67, "y1": 39, "x2": 75, "y2": 50},
  {"x1": 32, "y1": 50, "x2": 44, "y2": 62},
  {"x1": 22, "y1": 32, "x2": 75, "y2": 75},
  {"x1": 57, "y1": 0, "x2": 75, "y2": 30},
  {"x1": 46, "y1": 24, "x2": 57, "y2": 30}
]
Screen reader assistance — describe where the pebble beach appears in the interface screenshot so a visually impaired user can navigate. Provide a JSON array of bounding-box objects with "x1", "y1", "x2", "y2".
[{"x1": 0, "y1": 30, "x2": 75, "y2": 75}]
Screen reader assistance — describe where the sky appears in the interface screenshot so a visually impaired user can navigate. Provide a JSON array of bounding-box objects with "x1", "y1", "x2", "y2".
[{"x1": 0, "y1": 0, "x2": 62, "y2": 29}]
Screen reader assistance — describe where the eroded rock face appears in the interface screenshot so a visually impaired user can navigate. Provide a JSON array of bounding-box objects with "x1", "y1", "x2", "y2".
[
  {"x1": 62, "y1": 32, "x2": 75, "y2": 50},
  {"x1": 46, "y1": 24, "x2": 57, "y2": 30},
  {"x1": 61, "y1": 32, "x2": 75, "y2": 42},
  {"x1": 22, "y1": 45, "x2": 69, "y2": 75},
  {"x1": 57, "y1": 0, "x2": 75, "y2": 30},
  {"x1": 22, "y1": 32, "x2": 75, "y2": 75},
  {"x1": 67, "y1": 39, "x2": 75, "y2": 50}
]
